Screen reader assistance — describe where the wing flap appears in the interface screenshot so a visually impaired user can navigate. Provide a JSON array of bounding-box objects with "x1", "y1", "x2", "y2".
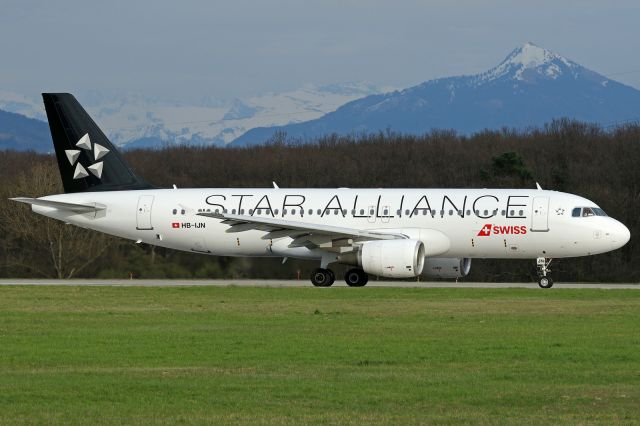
[{"x1": 197, "y1": 211, "x2": 405, "y2": 241}]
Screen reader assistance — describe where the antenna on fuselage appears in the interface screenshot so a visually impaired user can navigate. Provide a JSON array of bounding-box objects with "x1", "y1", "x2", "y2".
[{"x1": 535, "y1": 182, "x2": 543, "y2": 190}]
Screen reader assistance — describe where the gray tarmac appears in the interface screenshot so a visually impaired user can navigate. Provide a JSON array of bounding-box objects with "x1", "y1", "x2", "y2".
[{"x1": 0, "y1": 279, "x2": 637, "y2": 289}]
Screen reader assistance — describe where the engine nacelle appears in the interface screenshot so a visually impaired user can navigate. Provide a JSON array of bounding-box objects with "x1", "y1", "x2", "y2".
[
  {"x1": 357, "y1": 239, "x2": 425, "y2": 278},
  {"x1": 422, "y1": 258, "x2": 471, "y2": 279}
]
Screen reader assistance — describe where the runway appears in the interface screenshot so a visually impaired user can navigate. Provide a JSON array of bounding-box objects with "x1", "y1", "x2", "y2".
[{"x1": 0, "y1": 279, "x2": 637, "y2": 289}]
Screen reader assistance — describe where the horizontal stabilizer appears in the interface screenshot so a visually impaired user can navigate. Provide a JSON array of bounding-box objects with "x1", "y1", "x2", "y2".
[{"x1": 10, "y1": 197, "x2": 106, "y2": 213}]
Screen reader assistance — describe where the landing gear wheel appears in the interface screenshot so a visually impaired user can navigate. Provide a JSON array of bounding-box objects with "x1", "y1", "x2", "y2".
[
  {"x1": 536, "y1": 257, "x2": 554, "y2": 289},
  {"x1": 327, "y1": 269, "x2": 335, "y2": 283},
  {"x1": 344, "y1": 268, "x2": 369, "y2": 287},
  {"x1": 538, "y1": 276, "x2": 553, "y2": 289},
  {"x1": 310, "y1": 268, "x2": 335, "y2": 287}
]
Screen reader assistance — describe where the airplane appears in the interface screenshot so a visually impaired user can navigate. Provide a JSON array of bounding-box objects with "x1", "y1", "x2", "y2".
[{"x1": 10, "y1": 93, "x2": 630, "y2": 288}]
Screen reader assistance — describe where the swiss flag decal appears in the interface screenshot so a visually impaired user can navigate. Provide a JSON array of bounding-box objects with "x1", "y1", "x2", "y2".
[
  {"x1": 477, "y1": 224, "x2": 492, "y2": 236},
  {"x1": 172, "y1": 222, "x2": 180, "y2": 229}
]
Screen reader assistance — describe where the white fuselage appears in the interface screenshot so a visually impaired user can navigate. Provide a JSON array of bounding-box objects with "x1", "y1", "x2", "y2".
[{"x1": 32, "y1": 188, "x2": 630, "y2": 262}]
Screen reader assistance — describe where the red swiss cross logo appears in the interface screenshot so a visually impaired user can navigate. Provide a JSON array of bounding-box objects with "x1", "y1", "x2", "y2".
[
  {"x1": 477, "y1": 224, "x2": 492, "y2": 236},
  {"x1": 171, "y1": 222, "x2": 180, "y2": 229}
]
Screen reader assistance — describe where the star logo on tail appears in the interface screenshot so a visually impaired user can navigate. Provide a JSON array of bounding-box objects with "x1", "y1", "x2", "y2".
[{"x1": 64, "y1": 133, "x2": 110, "y2": 180}]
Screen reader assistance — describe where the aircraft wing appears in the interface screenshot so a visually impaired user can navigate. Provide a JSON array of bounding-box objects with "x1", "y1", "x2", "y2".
[
  {"x1": 197, "y1": 211, "x2": 405, "y2": 249},
  {"x1": 10, "y1": 197, "x2": 106, "y2": 213}
]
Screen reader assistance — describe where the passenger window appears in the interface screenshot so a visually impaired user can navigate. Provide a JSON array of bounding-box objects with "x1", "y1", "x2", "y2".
[
  {"x1": 483, "y1": 210, "x2": 488, "y2": 216},
  {"x1": 466, "y1": 210, "x2": 471, "y2": 216},
  {"x1": 181, "y1": 209, "x2": 185, "y2": 215},
  {"x1": 318, "y1": 209, "x2": 322, "y2": 215},
  {"x1": 173, "y1": 209, "x2": 177, "y2": 215},
  {"x1": 359, "y1": 209, "x2": 364, "y2": 215},
  {"x1": 501, "y1": 210, "x2": 505, "y2": 216},
  {"x1": 232, "y1": 209, "x2": 236, "y2": 214},
  {"x1": 405, "y1": 209, "x2": 410, "y2": 215},
  {"x1": 519, "y1": 210, "x2": 523, "y2": 216},
  {"x1": 274, "y1": 209, "x2": 279, "y2": 215}
]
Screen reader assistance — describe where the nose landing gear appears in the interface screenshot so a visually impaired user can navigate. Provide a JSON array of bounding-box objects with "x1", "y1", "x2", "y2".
[{"x1": 536, "y1": 257, "x2": 553, "y2": 288}]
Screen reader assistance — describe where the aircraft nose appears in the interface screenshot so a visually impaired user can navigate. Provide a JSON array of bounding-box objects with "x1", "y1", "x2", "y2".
[{"x1": 610, "y1": 220, "x2": 630, "y2": 249}]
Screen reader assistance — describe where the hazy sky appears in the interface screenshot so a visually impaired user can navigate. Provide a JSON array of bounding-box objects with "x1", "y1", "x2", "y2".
[{"x1": 2, "y1": 0, "x2": 639, "y2": 102}]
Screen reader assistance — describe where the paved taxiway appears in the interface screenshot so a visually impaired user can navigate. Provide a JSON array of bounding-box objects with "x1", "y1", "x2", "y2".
[{"x1": 0, "y1": 279, "x2": 637, "y2": 289}]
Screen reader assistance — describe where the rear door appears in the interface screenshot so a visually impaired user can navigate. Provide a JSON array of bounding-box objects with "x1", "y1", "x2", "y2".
[
  {"x1": 136, "y1": 195, "x2": 154, "y2": 230},
  {"x1": 530, "y1": 196, "x2": 549, "y2": 232}
]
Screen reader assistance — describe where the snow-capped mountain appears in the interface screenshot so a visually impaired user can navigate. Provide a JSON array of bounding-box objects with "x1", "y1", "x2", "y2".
[
  {"x1": 232, "y1": 43, "x2": 640, "y2": 145},
  {"x1": 0, "y1": 82, "x2": 387, "y2": 151}
]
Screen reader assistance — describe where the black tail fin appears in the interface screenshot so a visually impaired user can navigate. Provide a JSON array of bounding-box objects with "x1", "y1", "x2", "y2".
[{"x1": 42, "y1": 93, "x2": 154, "y2": 193}]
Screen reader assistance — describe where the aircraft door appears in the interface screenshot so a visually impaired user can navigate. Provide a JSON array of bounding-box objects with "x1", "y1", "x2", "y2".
[
  {"x1": 530, "y1": 196, "x2": 549, "y2": 232},
  {"x1": 367, "y1": 205, "x2": 376, "y2": 223},
  {"x1": 136, "y1": 195, "x2": 154, "y2": 230},
  {"x1": 381, "y1": 205, "x2": 391, "y2": 223}
]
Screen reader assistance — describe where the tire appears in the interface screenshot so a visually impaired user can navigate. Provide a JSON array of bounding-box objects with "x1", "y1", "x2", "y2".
[
  {"x1": 344, "y1": 268, "x2": 369, "y2": 287},
  {"x1": 311, "y1": 268, "x2": 334, "y2": 287},
  {"x1": 538, "y1": 276, "x2": 554, "y2": 289}
]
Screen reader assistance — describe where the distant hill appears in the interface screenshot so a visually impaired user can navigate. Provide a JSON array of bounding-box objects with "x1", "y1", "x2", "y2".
[
  {"x1": 0, "y1": 109, "x2": 51, "y2": 152},
  {"x1": 232, "y1": 43, "x2": 640, "y2": 146}
]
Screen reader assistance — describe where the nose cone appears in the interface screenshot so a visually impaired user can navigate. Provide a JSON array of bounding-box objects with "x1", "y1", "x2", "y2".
[{"x1": 610, "y1": 220, "x2": 631, "y2": 250}]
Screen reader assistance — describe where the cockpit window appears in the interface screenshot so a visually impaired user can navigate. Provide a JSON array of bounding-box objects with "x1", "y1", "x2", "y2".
[
  {"x1": 593, "y1": 208, "x2": 607, "y2": 217},
  {"x1": 572, "y1": 207, "x2": 608, "y2": 218}
]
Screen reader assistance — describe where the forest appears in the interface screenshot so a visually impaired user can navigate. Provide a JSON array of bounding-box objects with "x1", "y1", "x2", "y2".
[{"x1": 0, "y1": 119, "x2": 638, "y2": 282}]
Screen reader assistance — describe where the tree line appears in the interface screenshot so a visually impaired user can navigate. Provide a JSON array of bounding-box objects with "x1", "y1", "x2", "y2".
[{"x1": 0, "y1": 119, "x2": 638, "y2": 281}]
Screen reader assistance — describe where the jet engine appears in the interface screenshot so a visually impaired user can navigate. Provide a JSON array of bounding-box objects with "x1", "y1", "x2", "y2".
[
  {"x1": 339, "y1": 239, "x2": 425, "y2": 278},
  {"x1": 422, "y1": 257, "x2": 471, "y2": 278}
]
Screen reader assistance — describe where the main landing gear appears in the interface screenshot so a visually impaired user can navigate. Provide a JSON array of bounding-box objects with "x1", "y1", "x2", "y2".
[
  {"x1": 344, "y1": 268, "x2": 369, "y2": 287},
  {"x1": 309, "y1": 267, "x2": 369, "y2": 287},
  {"x1": 310, "y1": 268, "x2": 335, "y2": 287},
  {"x1": 536, "y1": 257, "x2": 554, "y2": 289}
]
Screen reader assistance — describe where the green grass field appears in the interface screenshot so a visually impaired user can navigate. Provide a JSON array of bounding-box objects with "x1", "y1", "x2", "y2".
[{"x1": 0, "y1": 286, "x2": 639, "y2": 425}]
